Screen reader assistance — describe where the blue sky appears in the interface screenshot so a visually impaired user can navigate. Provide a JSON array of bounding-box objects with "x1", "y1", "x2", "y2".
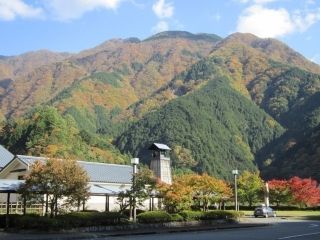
[{"x1": 0, "y1": 0, "x2": 319, "y2": 64}]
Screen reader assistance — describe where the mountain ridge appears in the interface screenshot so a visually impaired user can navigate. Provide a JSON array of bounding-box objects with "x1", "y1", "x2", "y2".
[{"x1": 0, "y1": 31, "x2": 319, "y2": 181}]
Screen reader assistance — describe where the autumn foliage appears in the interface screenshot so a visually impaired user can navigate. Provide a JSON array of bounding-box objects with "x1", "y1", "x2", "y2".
[
  {"x1": 267, "y1": 179, "x2": 291, "y2": 207},
  {"x1": 157, "y1": 173, "x2": 232, "y2": 213},
  {"x1": 20, "y1": 158, "x2": 90, "y2": 217},
  {"x1": 288, "y1": 177, "x2": 320, "y2": 207},
  {"x1": 268, "y1": 177, "x2": 320, "y2": 207}
]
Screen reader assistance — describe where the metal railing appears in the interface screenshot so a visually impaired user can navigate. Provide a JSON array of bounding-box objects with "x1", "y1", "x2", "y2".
[{"x1": 0, "y1": 202, "x2": 43, "y2": 215}]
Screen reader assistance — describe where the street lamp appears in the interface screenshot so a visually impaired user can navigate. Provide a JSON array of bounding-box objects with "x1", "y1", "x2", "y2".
[
  {"x1": 232, "y1": 169, "x2": 239, "y2": 211},
  {"x1": 131, "y1": 158, "x2": 139, "y2": 222}
]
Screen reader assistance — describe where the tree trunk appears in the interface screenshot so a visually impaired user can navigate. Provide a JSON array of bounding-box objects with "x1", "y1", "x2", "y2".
[
  {"x1": 45, "y1": 194, "x2": 49, "y2": 216},
  {"x1": 50, "y1": 197, "x2": 55, "y2": 218},
  {"x1": 129, "y1": 197, "x2": 133, "y2": 220},
  {"x1": 54, "y1": 197, "x2": 58, "y2": 217}
]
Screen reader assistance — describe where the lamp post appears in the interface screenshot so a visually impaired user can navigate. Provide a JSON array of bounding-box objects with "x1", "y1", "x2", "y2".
[
  {"x1": 131, "y1": 158, "x2": 139, "y2": 222},
  {"x1": 232, "y1": 169, "x2": 239, "y2": 211}
]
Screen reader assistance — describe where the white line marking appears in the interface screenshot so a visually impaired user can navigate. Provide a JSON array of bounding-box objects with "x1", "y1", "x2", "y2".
[
  {"x1": 277, "y1": 231, "x2": 320, "y2": 239},
  {"x1": 309, "y1": 224, "x2": 319, "y2": 228}
]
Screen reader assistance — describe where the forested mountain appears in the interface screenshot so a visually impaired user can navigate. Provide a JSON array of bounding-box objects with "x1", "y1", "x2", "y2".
[
  {"x1": 0, "y1": 32, "x2": 219, "y2": 118},
  {"x1": 116, "y1": 75, "x2": 284, "y2": 179},
  {"x1": 0, "y1": 31, "x2": 319, "y2": 181}
]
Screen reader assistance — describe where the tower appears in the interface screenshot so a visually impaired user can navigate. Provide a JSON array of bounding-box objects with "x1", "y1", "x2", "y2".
[{"x1": 148, "y1": 143, "x2": 172, "y2": 184}]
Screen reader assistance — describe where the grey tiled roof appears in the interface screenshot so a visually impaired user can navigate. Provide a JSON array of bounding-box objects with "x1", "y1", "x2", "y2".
[
  {"x1": 17, "y1": 155, "x2": 46, "y2": 166},
  {"x1": 16, "y1": 155, "x2": 132, "y2": 184},
  {"x1": 78, "y1": 161, "x2": 132, "y2": 184},
  {"x1": 0, "y1": 145, "x2": 14, "y2": 168}
]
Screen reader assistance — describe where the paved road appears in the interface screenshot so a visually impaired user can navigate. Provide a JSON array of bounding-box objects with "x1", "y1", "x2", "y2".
[{"x1": 106, "y1": 219, "x2": 320, "y2": 240}]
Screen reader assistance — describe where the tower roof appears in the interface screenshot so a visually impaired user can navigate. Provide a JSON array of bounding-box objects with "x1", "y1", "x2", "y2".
[{"x1": 148, "y1": 143, "x2": 171, "y2": 151}]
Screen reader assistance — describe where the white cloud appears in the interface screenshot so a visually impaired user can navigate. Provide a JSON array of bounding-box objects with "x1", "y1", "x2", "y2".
[
  {"x1": 151, "y1": 0, "x2": 174, "y2": 33},
  {"x1": 236, "y1": 0, "x2": 278, "y2": 4},
  {"x1": 152, "y1": 20, "x2": 169, "y2": 33},
  {"x1": 253, "y1": 0, "x2": 278, "y2": 4},
  {"x1": 237, "y1": 5, "x2": 294, "y2": 38},
  {"x1": 236, "y1": 4, "x2": 320, "y2": 38},
  {"x1": 306, "y1": 0, "x2": 316, "y2": 5},
  {"x1": 152, "y1": 0, "x2": 173, "y2": 18},
  {"x1": 0, "y1": 0, "x2": 43, "y2": 21},
  {"x1": 47, "y1": 0, "x2": 122, "y2": 21},
  {"x1": 292, "y1": 9, "x2": 320, "y2": 32}
]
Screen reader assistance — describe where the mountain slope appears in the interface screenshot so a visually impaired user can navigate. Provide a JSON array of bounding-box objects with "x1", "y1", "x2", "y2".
[
  {"x1": 0, "y1": 32, "x2": 220, "y2": 119},
  {"x1": 0, "y1": 31, "x2": 319, "y2": 181},
  {"x1": 116, "y1": 75, "x2": 284, "y2": 180}
]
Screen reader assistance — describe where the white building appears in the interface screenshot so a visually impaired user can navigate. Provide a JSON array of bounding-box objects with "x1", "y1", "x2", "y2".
[{"x1": 0, "y1": 143, "x2": 172, "y2": 214}]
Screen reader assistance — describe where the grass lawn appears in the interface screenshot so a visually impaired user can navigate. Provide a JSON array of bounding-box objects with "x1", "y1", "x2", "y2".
[{"x1": 242, "y1": 210, "x2": 320, "y2": 220}]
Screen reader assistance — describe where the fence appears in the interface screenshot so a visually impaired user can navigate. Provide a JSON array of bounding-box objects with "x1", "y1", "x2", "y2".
[{"x1": 0, "y1": 202, "x2": 43, "y2": 215}]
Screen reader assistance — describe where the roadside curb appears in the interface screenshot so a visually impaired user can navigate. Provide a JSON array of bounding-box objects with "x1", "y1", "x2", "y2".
[{"x1": 106, "y1": 223, "x2": 269, "y2": 237}]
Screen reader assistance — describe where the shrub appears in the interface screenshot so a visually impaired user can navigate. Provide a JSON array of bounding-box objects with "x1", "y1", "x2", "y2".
[
  {"x1": 2, "y1": 212, "x2": 126, "y2": 230},
  {"x1": 121, "y1": 209, "x2": 145, "y2": 218},
  {"x1": 6, "y1": 214, "x2": 61, "y2": 231},
  {"x1": 57, "y1": 211, "x2": 126, "y2": 228},
  {"x1": 170, "y1": 213, "x2": 184, "y2": 222},
  {"x1": 179, "y1": 210, "x2": 204, "y2": 221},
  {"x1": 137, "y1": 211, "x2": 172, "y2": 223},
  {"x1": 201, "y1": 210, "x2": 243, "y2": 221}
]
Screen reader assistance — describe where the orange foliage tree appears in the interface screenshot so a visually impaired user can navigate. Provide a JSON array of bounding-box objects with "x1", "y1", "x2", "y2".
[
  {"x1": 157, "y1": 173, "x2": 232, "y2": 213},
  {"x1": 184, "y1": 174, "x2": 232, "y2": 211},
  {"x1": 288, "y1": 177, "x2": 320, "y2": 207},
  {"x1": 157, "y1": 177, "x2": 193, "y2": 213},
  {"x1": 267, "y1": 179, "x2": 291, "y2": 207},
  {"x1": 20, "y1": 158, "x2": 89, "y2": 217}
]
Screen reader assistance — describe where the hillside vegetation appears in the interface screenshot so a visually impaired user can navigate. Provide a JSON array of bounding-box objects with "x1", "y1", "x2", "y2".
[
  {"x1": 0, "y1": 31, "x2": 319, "y2": 181},
  {"x1": 116, "y1": 75, "x2": 284, "y2": 180}
]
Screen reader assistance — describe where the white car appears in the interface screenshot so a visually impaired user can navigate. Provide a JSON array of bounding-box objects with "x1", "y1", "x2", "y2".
[{"x1": 254, "y1": 206, "x2": 276, "y2": 218}]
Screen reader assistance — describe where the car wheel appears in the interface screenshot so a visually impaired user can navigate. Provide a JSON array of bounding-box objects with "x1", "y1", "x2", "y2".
[{"x1": 254, "y1": 215, "x2": 258, "y2": 218}]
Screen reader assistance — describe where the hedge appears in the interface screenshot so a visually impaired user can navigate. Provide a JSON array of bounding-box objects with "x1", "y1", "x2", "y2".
[
  {"x1": 170, "y1": 213, "x2": 184, "y2": 222},
  {"x1": 0, "y1": 212, "x2": 126, "y2": 230},
  {"x1": 121, "y1": 209, "x2": 145, "y2": 218},
  {"x1": 179, "y1": 210, "x2": 204, "y2": 221},
  {"x1": 137, "y1": 211, "x2": 172, "y2": 223},
  {"x1": 201, "y1": 210, "x2": 244, "y2": 221},
  {"x1": 57, "y1": 211, "x2": 126, "y2": 228}
]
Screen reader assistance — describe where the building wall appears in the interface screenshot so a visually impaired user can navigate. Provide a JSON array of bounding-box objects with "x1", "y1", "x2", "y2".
[
  {"x1": 85, "y1": 196, "x2": 159, "y2": 212},
  {"x1": 0, "y1": 161, "x2": 28, "y2": 180},
  {"x1": 0, "y1": 158, "x2": 161, "y2": 213}
]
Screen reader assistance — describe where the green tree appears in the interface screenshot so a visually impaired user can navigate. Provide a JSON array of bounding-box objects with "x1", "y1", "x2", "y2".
[
  {"x1": 20, "y1": 158, "x2": 90, "y2": 217},
  {"x1": 0, "y1": 106, "x2": 88, "y2": 157},
  {"x1": 238, "y1": 171, "x2": 264, "y2": 207},
  {"x1": 117, "y1": 166, "x2": 156, "y2": 219}
]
